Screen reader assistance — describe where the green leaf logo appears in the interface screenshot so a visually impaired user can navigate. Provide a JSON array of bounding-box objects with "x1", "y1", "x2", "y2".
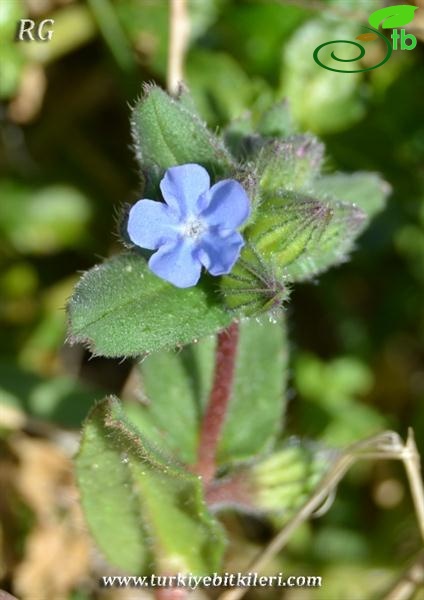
[{"x1": 368, "y1": 5, "x2": 418, "y2": 30}]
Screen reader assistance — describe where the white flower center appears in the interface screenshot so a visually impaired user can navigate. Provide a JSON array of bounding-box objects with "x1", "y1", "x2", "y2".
[{"x1": 181, "y1": 216, "x2": 207, "y2": 240}]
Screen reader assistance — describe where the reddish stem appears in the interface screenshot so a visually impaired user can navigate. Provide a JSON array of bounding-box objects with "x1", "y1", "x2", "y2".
[
  {"x1": 205, "y1": 473, "x2": 253, "y2": 511},
  {"x1": 155, "y1": 588, "x2": 187, "y2": 600},
  {"x1": 195, "y1": 322, "x2": 239, "y2": 484}
]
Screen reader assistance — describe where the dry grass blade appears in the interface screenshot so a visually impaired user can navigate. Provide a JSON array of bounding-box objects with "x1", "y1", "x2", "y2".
[
  {"x1": 383, "y1": 551, "x2": 424, "y2": 600},
  {"x1": 218, "y1": 430, "x2": 424, "y2": 600},
  {"x1": 167, "y1": 0, "x2": 190, "y2": 95}
]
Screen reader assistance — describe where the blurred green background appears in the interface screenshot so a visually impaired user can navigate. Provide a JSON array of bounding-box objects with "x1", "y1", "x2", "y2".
[{"x1": 0, "y1": 0, "x2": 423, "y2": 599}]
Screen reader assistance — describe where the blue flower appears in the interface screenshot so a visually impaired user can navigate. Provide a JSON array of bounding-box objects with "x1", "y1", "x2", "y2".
[{"x1": 127, "y1": 163, "x2": 250, "y2": 288}]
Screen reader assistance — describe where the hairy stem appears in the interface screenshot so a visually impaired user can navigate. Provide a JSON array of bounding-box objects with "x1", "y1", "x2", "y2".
[
  {"x1": 155, "y1": 588, "x2": 188, "y2": 600},
  {"x1": 195, "y1": 322, "x2": 240, "y2": 485}
]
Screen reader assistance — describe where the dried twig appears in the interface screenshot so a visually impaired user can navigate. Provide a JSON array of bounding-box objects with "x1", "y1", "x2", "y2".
[
  {"x1": 403, "y1": 429, "x2": 424, "y2": 542},
  {"x1": 383, "y1": 551, "x2": 424, "y2": 600},
  {"x1": 218, "y1": 430, "x2": 424, "y2": 600},
  {"x1": 167, "y1": 0, "x2": 190, "y2": 95}
]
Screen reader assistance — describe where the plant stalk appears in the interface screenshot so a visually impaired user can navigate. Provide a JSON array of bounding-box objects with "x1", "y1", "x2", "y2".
[
  {"x1": 167, "y1": 0, "x2": 189, "y2": 94},
  {"x1": 195, "y1": 322, "x2": 239, "y2": 485}
]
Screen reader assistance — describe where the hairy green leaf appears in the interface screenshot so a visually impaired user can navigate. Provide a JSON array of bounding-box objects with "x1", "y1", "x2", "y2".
[
  {"x1": 314, "y1": 172, "x2": 390, "y2": 219},
  {"x1": 67, "y1": 252, "x2": 232, "y2": 358},
  {"x1": 221, "y1": 243, "x2": 289, "y2": 316},
  {"x1": 221, "y1": 192, "x2": 330, "y2": 314},
  {"x1": 258, "y1": 135, "x2": 324, "y2": 195},
  {"x1": 75, "y1": 398, "x2": 149, "y2": 572},
  {"x1": 222, "y1": 187, "x2": 370, "y2": 301},
  {"x1": 249, "y1": 191, "x2": 331, "y2": 270},
  {"x1": 284, "y1": 201, "x2": 366, "y2": 281},
  {"x1": 126, "y1": 338, "x2": 214, "y2": 465},
  {"x1": 126, "y1": 315, "x2": 288, "y2": 466},
  {"x1": 131, "y1": 84, "x2": 234, "y2": 189},
  {"x1": 76, "y1": 397, "x2": 225, "y2": 573}
]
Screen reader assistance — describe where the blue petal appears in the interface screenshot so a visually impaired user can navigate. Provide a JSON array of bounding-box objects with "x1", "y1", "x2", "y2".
[
  {"x1": 160, "y1": 164, "x2": 210, "y2": 217},
  {"x1": 127, "y1": 200, "x2": 179, "y2": 250},
  {"x1": 201, "y1": 179, "x2": 250, "y2": 229},
  {"x1": 197, "y1": 230, "x2": 245, "y2": 276},
  {"x1": 149, "y1": 238, "x2": 202, "y2": 288}
]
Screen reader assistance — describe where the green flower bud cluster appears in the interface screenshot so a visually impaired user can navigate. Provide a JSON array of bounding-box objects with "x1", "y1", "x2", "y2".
[
  {"x1": 221, "y1": 111, "x2": 388, "y2": 315},
  {"x1": 249, "y1": 442, "x2": 333, "y2": 517},
  {"x1": 68, "y1": 85, "x2": 389, "y2": 357}
]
